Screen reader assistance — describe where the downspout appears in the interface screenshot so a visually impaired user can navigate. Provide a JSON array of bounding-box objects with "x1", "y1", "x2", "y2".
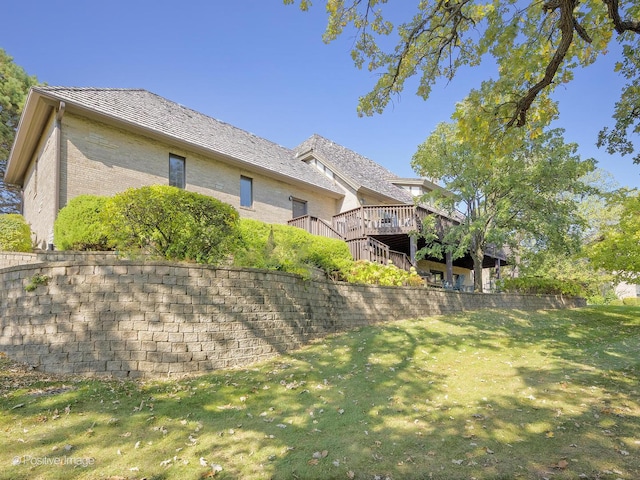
[{"x1": 50, "y1": 101, "x2": 65, "y2": 250}]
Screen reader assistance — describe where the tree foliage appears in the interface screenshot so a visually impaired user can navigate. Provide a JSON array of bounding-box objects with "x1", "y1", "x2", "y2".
[
  {"x1": 286, "y1": 0, "x2": 640, "y2": 161},
  {"x1": 586, "y1": 190, "x2": 640, "y2": 283},
  {"x1": 0, "y1": 49, "x2": 39, "y2": 213},
  {"x1": 512, "y1": 168, "x2": 621, "y2": 303},
  {"x1": 0, "y1": 213, "x2": 32, "y2": 252},
  {"x1": 411, "y1": 116, "x2": 594, "y2": 292}
]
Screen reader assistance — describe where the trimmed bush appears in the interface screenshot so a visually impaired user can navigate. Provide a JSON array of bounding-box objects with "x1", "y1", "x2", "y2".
[
  {"x1": 54, "y1": 195, "x2": 113, "y2": 250},
  {"x1": 234, "y1": 219, "x2": 354, "y2": 278},
  {"x1": 0, "y1": 214, "x2": 32, "y2": 252},
  {"x1": 106, "y1": 185, "x2": 241, "y2": 264},
  {"x1": 499, "y1": 276, "x2": 584, "y2": 296},
  {"x1": 344, "y1": 260, "x2": 425, "y2": 287},
  {"x1": 623, "y1": 297, "x2": 640, "y2": 306}
]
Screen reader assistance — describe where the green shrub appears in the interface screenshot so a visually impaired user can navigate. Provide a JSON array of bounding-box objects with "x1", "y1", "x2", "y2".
[
  {"x1": 623, "y1": 297, "x2": 640, "y2": 306},
  {"x1": 344, "y1": 260, "x2": 424, "y2": 287},
  {"x1": 106, "y1": 185, "x2": 241, "y2": 264},
  {"x1": 234, "y1": 219, "x2": 354, "y2": 278},
  {"x1": 0, "y1": 214, "x2": 32, "y2": 252},
  {"x1": 306, "y1": 233, "x2": 354, "y2": 278},
  {"x1": 54, "y1": 195, "x2": 113, "y2": 250},
  {"x1": 499, "y1": 276, "x2": 584, "y2": 296},
  {"x1": 586, "y1": 289, "x2": 619, "y2": 305}
]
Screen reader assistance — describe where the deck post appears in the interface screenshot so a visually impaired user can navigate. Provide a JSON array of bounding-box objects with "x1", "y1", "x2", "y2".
[{"x1": 409, "y1": 234, "x2": 417, "y2": 266}]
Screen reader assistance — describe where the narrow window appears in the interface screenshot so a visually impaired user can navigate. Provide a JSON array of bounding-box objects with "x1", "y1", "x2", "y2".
[
  {"x1": 169, "y1": 154, "x2": 185, "y2": 189},
  {"x1": 292, "y1": 198, "x2": 307, "y2": 218},
  {"x1": 240, "y1": 175, "x2": 253, "y2": 208}
]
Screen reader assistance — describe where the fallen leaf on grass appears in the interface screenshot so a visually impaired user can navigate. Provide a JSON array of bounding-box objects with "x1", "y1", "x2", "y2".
[{"x1": 551, "y1": 459, "x2": 569, "y2": 469}]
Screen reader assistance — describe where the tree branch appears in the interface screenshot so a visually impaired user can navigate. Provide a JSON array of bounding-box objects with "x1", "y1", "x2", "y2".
[
  {"x1": 602, "y1": 0, "x2": 640, "y2": 34},
  {"x1": 507, "y1": 0, "x2": 576, "y2": 127}
]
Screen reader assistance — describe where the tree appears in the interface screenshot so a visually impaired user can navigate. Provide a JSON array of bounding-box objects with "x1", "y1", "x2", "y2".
[
  {"x1": 0, "y1": 49, "x2": 39, "y2": 213},
  {"x1": 597, "y1": 44, "x2": 640, "y2": 164},
  {"x1": 587, "y1": 190, "x2": 640, "y2": 283},
  {"x1": 411, "y1": 109, "x2": 594, "y2": 292},
  {"x1": 512, "y1": 169, "x2": 622, "y2": 303},
  {"x1": 285, "y1": 0, "x2": 640, "y2": 161}
]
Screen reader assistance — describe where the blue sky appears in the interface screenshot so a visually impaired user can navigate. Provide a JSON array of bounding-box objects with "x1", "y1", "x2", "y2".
[{"x1": 3, "y1": 0, "x2": 638, "y2": 189}]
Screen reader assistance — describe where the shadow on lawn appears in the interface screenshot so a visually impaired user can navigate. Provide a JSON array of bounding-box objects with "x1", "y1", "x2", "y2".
[{"x1": 1, "y1": 306, "x2": 639, "y2": 480}]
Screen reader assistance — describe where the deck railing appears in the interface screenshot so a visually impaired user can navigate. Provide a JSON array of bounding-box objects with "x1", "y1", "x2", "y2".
[
  {"x1": 347, "y1": 237, "x2": 414, "y2": 271},
  {"x1": 332, "y1": 205, "x2": 425, "y2": 240},
  {"x1": 287, "y1": 215, "x2": 344, "y2": 240}
]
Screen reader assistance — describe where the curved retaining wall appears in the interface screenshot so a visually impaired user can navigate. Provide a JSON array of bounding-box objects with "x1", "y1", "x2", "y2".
[{"x1": 0, "y1": 253, "x2": 585, "y2": 378}]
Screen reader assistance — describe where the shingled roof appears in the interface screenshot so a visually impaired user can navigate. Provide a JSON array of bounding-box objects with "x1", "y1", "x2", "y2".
[
  {"x1": 11, "y1": 87, "x2": 343, "y2": 195},
  {"x1": 294, "y1": 134, "x2": 414, "y2": 204}
]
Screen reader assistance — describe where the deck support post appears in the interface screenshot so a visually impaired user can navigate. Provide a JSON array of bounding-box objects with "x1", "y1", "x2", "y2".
[{"x1": 409, "y1": 235, "x2": 417, "y2": 267}]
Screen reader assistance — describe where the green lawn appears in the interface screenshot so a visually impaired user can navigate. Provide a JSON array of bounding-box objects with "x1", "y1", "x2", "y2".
[{"x1": 1, "y1": 306, "x2": 639, "y2": 480}]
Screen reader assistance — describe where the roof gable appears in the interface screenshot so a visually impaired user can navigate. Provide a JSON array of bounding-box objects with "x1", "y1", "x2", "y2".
[{"x1": 295, "y1": 134, "x2": 415, "y2": 204}]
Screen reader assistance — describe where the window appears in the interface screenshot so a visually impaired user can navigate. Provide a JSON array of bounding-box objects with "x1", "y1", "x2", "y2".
[
  {"x1": 240, "y1": 176, "x2": 253, "y2": 208},
  {"x1": 291, "y1": 198, "x2": 307, "y2": 218},
  {"x1": 402, "y1": 185, "x2": 423, "y2": 196},
  {"x1": 169, "y1": 154, "x2": 185, "y2": 189},
  {"x1": 309, "y1": 158, "x2": 334, "y2": 179}
]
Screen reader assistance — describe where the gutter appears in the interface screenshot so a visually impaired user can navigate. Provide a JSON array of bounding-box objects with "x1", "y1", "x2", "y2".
[{"x1": 50, "y1": 101, "x2": 65, "y2": 249}]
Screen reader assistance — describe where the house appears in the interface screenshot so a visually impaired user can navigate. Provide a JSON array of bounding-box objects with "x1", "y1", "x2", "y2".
[
  {"x1": 5, "y1": 86, "x2": 506, "y2": 289},
  {"x1": 615, "y1": 282, "x2": 640, "y2": 300}
]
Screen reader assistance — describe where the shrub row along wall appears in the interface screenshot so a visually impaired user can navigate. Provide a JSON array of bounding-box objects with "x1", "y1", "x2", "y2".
[{"x1": 0, "y1": 254, "x2": 585, "y2": 378}]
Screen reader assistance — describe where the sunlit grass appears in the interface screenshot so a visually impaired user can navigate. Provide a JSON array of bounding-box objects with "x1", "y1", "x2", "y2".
[{"x1": 1, "y1": 306, "x2": 639, "y2": 479}]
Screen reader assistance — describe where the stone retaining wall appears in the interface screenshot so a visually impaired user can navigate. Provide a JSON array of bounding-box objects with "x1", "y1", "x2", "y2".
[{"x1": 0, "y1": 253, "x2": 585, "y2": 378}]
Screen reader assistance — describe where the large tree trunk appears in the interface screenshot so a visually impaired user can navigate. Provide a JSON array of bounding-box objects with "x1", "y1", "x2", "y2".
[{"x1": 471, "y1": 245, "x2": 485, "y2": 293}]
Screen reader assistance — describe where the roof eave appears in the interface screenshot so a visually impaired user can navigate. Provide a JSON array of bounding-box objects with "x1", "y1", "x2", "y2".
[
  {"x1": 8, "y1": 88, "x2": 344, "y2": 199},
  {"x1": 357, "y1": 185, "x2": 412, "y2": 205},
  {"x1": 5, "y1": 89, "x2": 57, "y2": 185}
]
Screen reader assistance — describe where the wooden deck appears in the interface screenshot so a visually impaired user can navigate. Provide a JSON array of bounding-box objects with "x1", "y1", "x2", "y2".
[
  {"x1": 332, "y1": 205, "x2": 431, "y2": 241},
  {"x1": 287, "y1": 204, "x2": 507, "y2": 277},
  {"x1": 288, "y1": 205, "x2": 431, "y2": 271}
]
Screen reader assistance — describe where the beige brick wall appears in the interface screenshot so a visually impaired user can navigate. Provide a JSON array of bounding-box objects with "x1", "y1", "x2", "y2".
[
  {"x1": 0, "y1": 254, "x2": 585, "y2": 378},
  {"x1": 60, "y1": 113, "x2": 338, "y2": 225},
  {"x1": 22, "y1": 113, "x2": 58, "y2": 249},
  {"x1": 417, "y1": 259, "x2": 473, "y2": 289}
]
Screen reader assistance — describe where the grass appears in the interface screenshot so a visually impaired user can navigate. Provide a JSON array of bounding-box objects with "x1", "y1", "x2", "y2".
[{"x1": 1, "y1": 305, "x2": 639, "y2": 480}]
